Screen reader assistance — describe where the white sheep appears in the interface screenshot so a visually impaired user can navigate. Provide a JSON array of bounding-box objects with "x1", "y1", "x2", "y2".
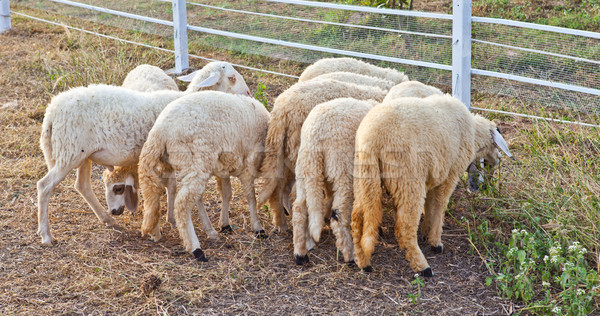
[
  {"x1": 298, "y1": 57, "x2": 408, "y2": 84},
  {"x1": 351, "y1": 94, "x2": 513, "y2": 277},
  {"x1": 105, "y1": 63, "x2": 244, "y2": 232},
  {"x1": 292, "y1": 98, "x2": 378, "y2": 265},
  {"x1": 139, "y1": 91, "x2": 270, "y2": 261},
  {"x1": 311, "y1": 72, "x2": 396, "y2": 91},
  {"x1": 37, "y1": 62, "x2": 250, "y2": 244},
  {"x1": 292, "y1": 81, "x2": 443, "y2": 265},
  {"x1": 121, "y1": 64, "x2": 179, "y2": 92},
  {"x1": 257, "y1": 79, "x2": 388, "y2": 232}
]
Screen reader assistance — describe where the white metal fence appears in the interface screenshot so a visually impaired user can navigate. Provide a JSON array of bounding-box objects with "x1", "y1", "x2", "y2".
[{"x1": 2, "y1": 0, "x2": 599, "y2": 126}]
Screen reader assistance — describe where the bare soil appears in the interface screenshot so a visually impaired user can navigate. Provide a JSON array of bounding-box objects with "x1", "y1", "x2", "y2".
[{"x1": 0, "y1": 17, "x2": 517, "y2": 315}]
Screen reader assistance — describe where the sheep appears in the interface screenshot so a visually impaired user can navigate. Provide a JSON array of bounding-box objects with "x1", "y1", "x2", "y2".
[
  {"x1": 311, "y1": 72, "x2": 396, "y2": 91},
  {"x1": 292, "y1": 98, "x2": 378, "y2": 264},
  {"x1": 121, "y1": 64, "x2": 179, "y2": 92},
  {"x1": 298, "y1": 57, "x2": 408, "y2": 84},
  {"x1": 350, "y1": 94, "x2": 513, "y2": 277},
  {"x1": 292, "y1": 81, "x2": 443, "y2": 265},
  {"x1": 36, "y1": 62, "x2": 251, "y2": 244},
  {"x1": 105, "y1": 62, "x2": 248, "y2": 232},
  {"x1": 257, "y1": 79, "x2": 388, "y2": 232},
  {"x1": 139, "y1": 91, "x2": 270, "y2": 261}
]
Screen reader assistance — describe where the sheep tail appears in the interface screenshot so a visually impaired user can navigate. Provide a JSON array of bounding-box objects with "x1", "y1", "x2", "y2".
[
  {"x1": 257, "y1": 112, "x2": 287, "y2": 206},
  {"x1": 351, "y1": 149, "x2": 383, "y2": 268},
  {"x1": 304, "y1": 152, "x2": 326, "y2": 242},
  {"x1": 40, "y1": 114, "x2": 55, "y2": 169},
  {"x1": 139, "y1": 136, "x2": 171, "y2": 237}
]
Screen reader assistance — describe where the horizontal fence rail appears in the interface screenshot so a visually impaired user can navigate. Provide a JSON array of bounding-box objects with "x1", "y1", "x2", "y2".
[{"x1": 4, "y1": 0, "x2": 600, "y2": 126}]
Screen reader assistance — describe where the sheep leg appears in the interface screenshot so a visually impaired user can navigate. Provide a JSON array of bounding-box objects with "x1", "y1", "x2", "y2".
[
  {"x1": 351, "y1": 164, "x2": 383, "y2": 271},
  {"x1": 291, "y1": 178, "x2": 313, "y2": 264},
  {"x1": 196, "y1": 197, "x2": 219, "y2": 240},
  {"x1": 75, "y1": 159, "x2": 118, "y2": 227},
  {"x1": 174, "y1": 175, "x2": 208, "y2": 261},
  {"x1": 165, "y1": 173, "x2": 177, "y2": 229},
  {"x1": 280, "y1": 177, "x2": 295, "y2": 216},
  {"x1": 239, "y1": 174, "x2": 266, "y2": 238},
  {"x1": 392, "y1": 184, "x2": 432, "y2": 277},
  {"x1": 423, "y1": 178, "x2": 458, "y2": 253},
  {"x1": 268, "y1": 187, "x2": 288, "y2": 232},
  {"x1": 329, "y1": 178, "x2": 354, "y2": 263},
  {"x1": 36, "y1": 164, "x2": 75, "y2": 244},
  {"x1": 216, "y1": 177, "x2": 233, "y2": 233}
]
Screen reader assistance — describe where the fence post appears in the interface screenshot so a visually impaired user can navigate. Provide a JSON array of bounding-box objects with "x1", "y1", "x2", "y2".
[
  {"x1": 172, "y1": 0, "x2": 189, "y2": 73},
  {"x1": 1, "y1": 0, "x2": 10, "y2": 33},
  {"x1": 452, "y1": 0, "x2": 472, "y2": 110}
]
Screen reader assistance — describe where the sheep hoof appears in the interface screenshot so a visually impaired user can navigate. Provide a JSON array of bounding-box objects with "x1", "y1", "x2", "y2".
[
  {"x1": 255, "y1": 230, "x2": 268, "y2": 239},
  {"x1": 192, "y1": 248, "x2": 208, "y2": 262},
  {"x1": 378, "y1": 227, "x2": 384, "y2": 238},
  {"x1": 104, "y1": 217, "x2": 119, "y2": 228},
  {"x1": 330, "y1": 209, "x2": 339, "y2": 221},
  {"x1": 431, "y1": 245, "x2": 443, "y2": 254},
  {"x1": 346, "y1": 260, "x2": 356, "y2": 268},
  {"x1": 294, "y1": 254, "x2": 309, "y2": 265},
  {"x1": 220, "y1": 225, "x2": 233, "y2": 234},
  {"x1": 362, "y1": 266, "x2": 373, "y2": 273},
  {"x1": 283, "y1": 205, "x2": 290, "y2": 216},
  {"x1": 420, "y1": 267, "x2": 434, "y2": 278}
]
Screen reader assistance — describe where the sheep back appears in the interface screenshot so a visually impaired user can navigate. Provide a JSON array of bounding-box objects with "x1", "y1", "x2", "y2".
[
  {"x1": 311, "y1": 72, "x2": 396, "y2": 92},
  {"x1": 122, "y1": 64, "x2": 179, "y2": 92},
  {"x1": 298, "y1": 57, "x2": 408, "y2": 84},
  {"x1": 383, "y1": 81, "x2": 444, "y2": 103},
  {"x1": 40, "y1": 85, "x2": 184, "y2": 169}
]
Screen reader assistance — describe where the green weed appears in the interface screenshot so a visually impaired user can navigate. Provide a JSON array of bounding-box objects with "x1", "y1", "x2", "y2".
[
  {"x1": 253, "y1": 82, "x2": 270, "y2": 110},
  {"x1": 490, "y1": 229, "x2": 599, "y2": 314}
]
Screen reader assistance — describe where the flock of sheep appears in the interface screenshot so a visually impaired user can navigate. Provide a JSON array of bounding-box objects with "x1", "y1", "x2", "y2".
[{"x1": 36, "y1": 57, "x2": 512, "y2": 277}]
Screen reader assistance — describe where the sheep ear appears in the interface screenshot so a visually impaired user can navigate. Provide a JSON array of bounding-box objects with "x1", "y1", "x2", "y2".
[
  {"x1": 491, "y1": 128, "x2": 514, "y2": 160},
  {"x1": 194, "y1": 71, "x2": 221, "y2": 88},
  {"x1": 124, "y1": 185, "x2": 138, "y2": 213},
  {"x1": 177, "y1": 71, "x2": 198, "y2": 82}
]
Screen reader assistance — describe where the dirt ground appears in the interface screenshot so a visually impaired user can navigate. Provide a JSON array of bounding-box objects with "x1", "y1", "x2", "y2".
[{"x1": 0, "y1": 17, "x2": 518, "y2": 315}]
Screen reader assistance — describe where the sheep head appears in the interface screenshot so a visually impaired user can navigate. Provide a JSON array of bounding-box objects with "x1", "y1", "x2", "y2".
[
  {"x1": 469, "y1": 116, "x2": 513, "y2": 191},
  {"x1": 102, "y1": 165, "x2": 139, "y2": 216},
  {"x1": 178, "y1": 62, "x2": 251, "y2": 96}
]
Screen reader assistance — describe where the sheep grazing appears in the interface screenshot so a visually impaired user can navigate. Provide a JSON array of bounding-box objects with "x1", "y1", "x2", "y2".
[
  {"x1": 292, "y1": 98, "x2": 378, "y2": 265},
  {"x1": 257, "y1": 79, "x2": 388, "y2": 231},
  {"x1": 177, "y1": 61, "x2": 251, "y2": 95},
  {"x1": 382, "y1": 80, "x2": 443, "y2": 102},
  {"x1": 311, "y1": 72, "x2": 396, "y2": 91},
  {"x1": 351, "y1": 94, "x2": 513, "y2": 277},
  {"x1": 139, "y1": 91, "x2": 270, "y2": 262},
  {"x1": 292, "y1": 81, "x2": 443, "y2": 265},
  {"x1": 106, "y1": 62, "x2": 246, "y2": 231},
  {"x1": 121, "y1": 64, "x2": 179, "y2": 92},
  {"x1": 37, "y1": 86, "x2": 185, "y2": 244},
  {"x1": 298, "y1": 57, "x2": 408, "y2": 84},
  {"x1": 36, "y1": 62, "x2": 250, "y2": 244}
]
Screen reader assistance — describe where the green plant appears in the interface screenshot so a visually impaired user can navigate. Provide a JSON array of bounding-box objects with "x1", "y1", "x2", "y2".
[
  {"x1": 407, "y1": 274, "x2": 425, "y2": 304},
  {"x1": 490, "y1": 229, "x2": 599, "y2": 314},
  {"x1": 355, "y1": 0, "x2": 412, "y2": 10},
  {"x1": 253, "y1": 82, "x2": 270, "y2": 109}
]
